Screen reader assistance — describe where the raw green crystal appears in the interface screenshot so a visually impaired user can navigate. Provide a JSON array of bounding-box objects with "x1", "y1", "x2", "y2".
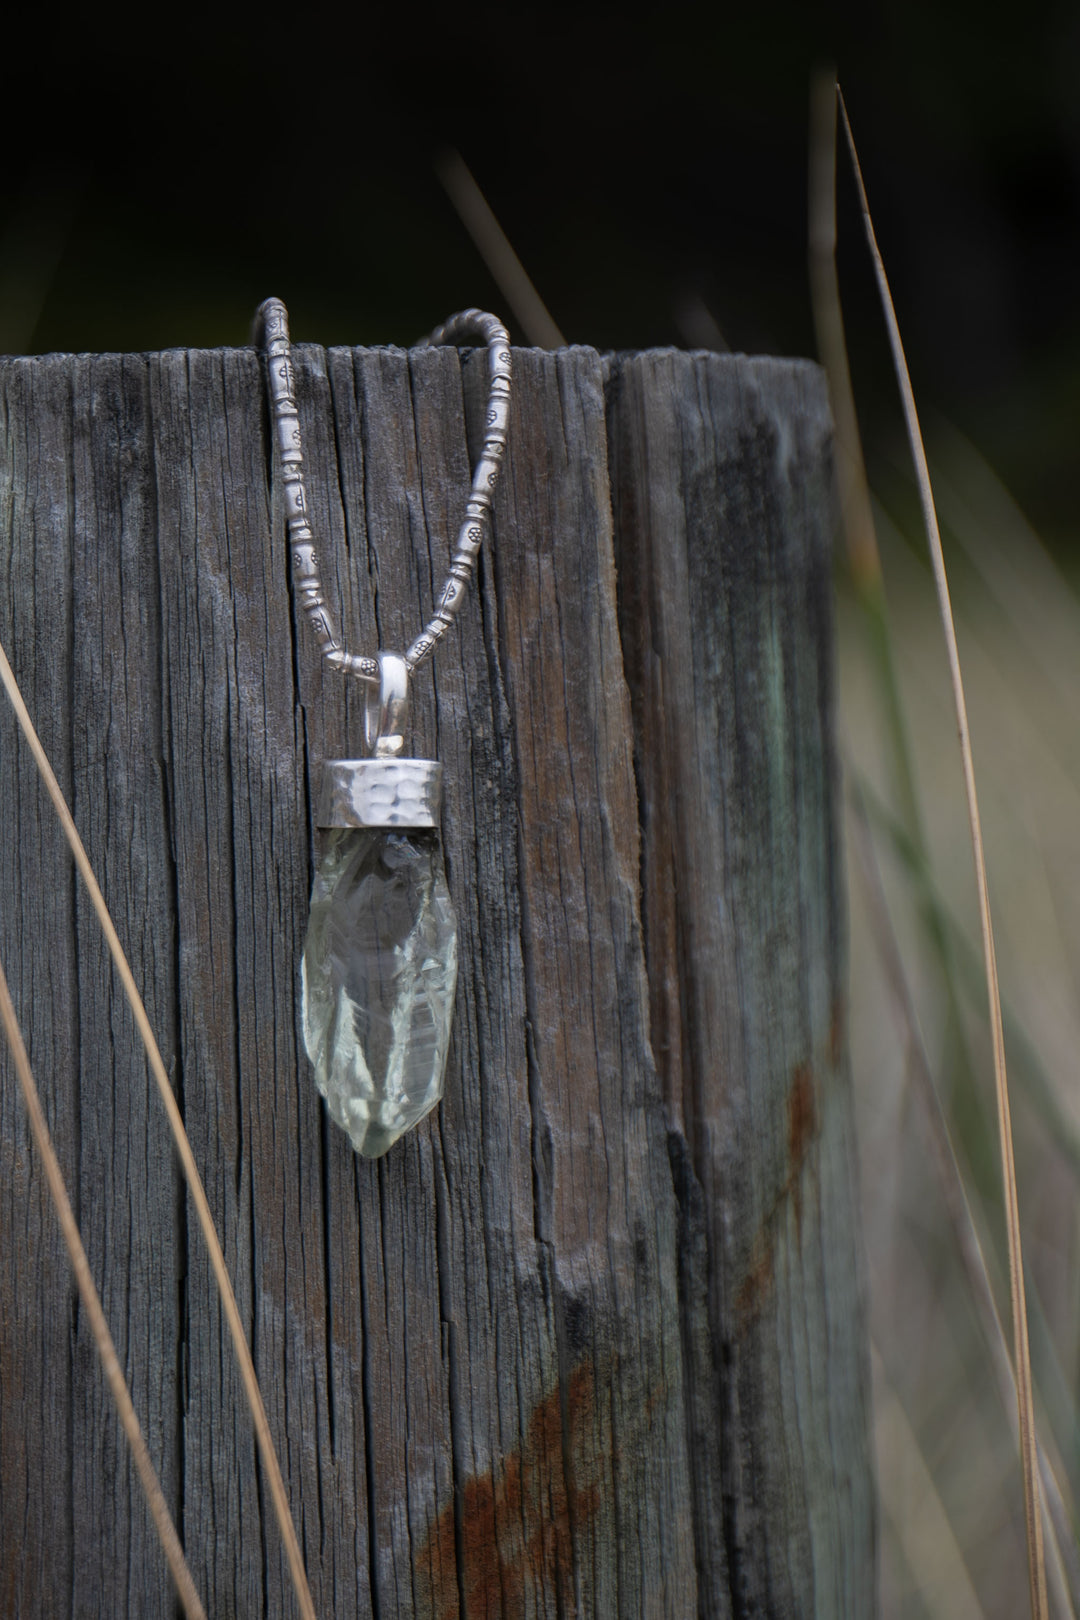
[{"x1": 301, "y1": 827, "x2": 457, "y2": 1157}]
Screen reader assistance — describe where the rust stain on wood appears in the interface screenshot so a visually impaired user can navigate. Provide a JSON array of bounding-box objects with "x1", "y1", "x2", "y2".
[
  {"x1": 735, "y1": 1236, "x2": 775, "y2": 1324},
  {"x1": 737, "y1": 1061, "x2": 821, "y2": 1323},
  {"x1": 787, "y1": 1062, "x2": 818, "y2": 1200},
  {"x1": 419, "y1": 1359, "x2": 600, "y2": 1617},
  {"x1": 0, "y1": 346, "x2": 874, "y2": 1614}
]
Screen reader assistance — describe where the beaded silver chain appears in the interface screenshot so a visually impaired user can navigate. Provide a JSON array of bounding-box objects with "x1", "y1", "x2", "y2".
[{"x1": 255, "y1": 298, "x2": 511, "y2": 684}]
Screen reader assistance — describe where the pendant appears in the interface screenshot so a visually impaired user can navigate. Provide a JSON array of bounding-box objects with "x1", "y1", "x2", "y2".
[
  {"x1": 300, "y1": 656, "x2": 458, "y2": 1158},
  {"x1": 257, "y1": 300, "x2": 509, "y2": 1154}
]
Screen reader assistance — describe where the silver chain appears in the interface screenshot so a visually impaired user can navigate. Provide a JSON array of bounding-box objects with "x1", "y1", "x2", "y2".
[{"x1": 255, "y1": 298, "x2": 511, "y2": 684}]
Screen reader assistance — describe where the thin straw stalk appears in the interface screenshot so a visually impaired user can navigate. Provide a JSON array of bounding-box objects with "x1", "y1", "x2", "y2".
[
  {"x1": 837, "y1": 86, "x2": 1048, "y2": 1620},
  {"x1": 808, "y1": 69, "x2": 880, "y2": 594},
  {"x1": 435, "y1": 148, "x2": 567, "y2": 348},
  {"x1": 0, "y1": 635, "x2": 317, "y2": 1620},
  {"x1": 809, "y1": 73, "x2": 978, "y2": 1083},
  {"x1": 858, "y1": 775, "x2": 1080, "y2": 1182},
  {"x1": 0, "y1": 954, "x2": 207, "y2": 1620}
]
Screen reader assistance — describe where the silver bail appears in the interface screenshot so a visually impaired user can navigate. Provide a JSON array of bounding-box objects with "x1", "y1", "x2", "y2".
[
  {"x1": 319, "y1": 651, "x2": 441, "y2": 828},
  {"x1": 365, "y1": 652, "x2": 409, "y2": 758}
]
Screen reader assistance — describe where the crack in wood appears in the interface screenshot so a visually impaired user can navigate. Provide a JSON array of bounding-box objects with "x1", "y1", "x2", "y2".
[{"x1": 0, "y1": 343, "x2": 872, "y2": 1618}]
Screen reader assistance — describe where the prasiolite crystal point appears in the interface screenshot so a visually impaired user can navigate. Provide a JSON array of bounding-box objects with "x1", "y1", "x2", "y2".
[{"x1": 301, "y1": 827, "x2": 457, "y2": 1157}]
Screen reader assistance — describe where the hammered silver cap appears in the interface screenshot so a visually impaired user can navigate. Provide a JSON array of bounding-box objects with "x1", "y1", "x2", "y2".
[{"x1": 316, "y1": 759, "x2": 443, "y2": 829}]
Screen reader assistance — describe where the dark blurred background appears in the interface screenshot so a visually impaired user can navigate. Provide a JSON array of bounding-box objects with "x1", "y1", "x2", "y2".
[{"x1": 2, "y1": 3, "x2": 1076, "y2": 552}]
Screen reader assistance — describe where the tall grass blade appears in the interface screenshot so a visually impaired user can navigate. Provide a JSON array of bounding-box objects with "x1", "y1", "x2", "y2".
[
  {"x1": 0, "y1": 953, "x2": 207, "y2": 1620},
  {"x1": 808, "y1": 69, "x2": 880, "y2": 593},
  {"x1": 849, "y1": 776, "x2": 1079, "y2": 1616},
  {"x1": 0, "y1": 635, "x2": 318, "y2": 1620},
  {"x1": 838, "y1": 85, "x2": 1048, "y2": 1619},
  {"x1": 435, "y1": 148, "x2": 567, "y2": 347},
  {"x1": 872, "y1": 1341, "x2": 990, "y2": 1619},
  {"x1": 809, "y1": 72, "x2": 965, "y2": 1007},
  {"x1": 811, "y1": 69, "x2": 1015, "y2": 1354},
  {"x1": 858, "y1": 773, "x2": 1080, "y2": 1179},
  {"x1": 919, "y1": 424, "x2": 1080, "y2": 708}
]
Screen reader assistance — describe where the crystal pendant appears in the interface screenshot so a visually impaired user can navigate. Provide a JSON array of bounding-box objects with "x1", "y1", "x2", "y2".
[
  {"x1": 302, "y1": 825, "x2": 458, "y2": 1158},
  {"x1": 301, "y1": 656, "x2": 457, "y2": 1158}
]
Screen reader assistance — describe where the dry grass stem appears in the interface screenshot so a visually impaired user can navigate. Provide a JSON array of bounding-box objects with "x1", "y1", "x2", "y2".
[
  {"x1": 848, "y1": 777, "x2": 1079, "y2": 1617},
  {"x1": 809, "y1": 71, "x2": 935, "y2": 877},
  {"x1": 0, "y1": 954, "x2": 207, "y2": 1620},
  {"x1": 435, "y1": 148, "x2": 567, "y2": 348},
  {"x1": 0, "y1": 635, "x2": 317, "y2": 1620},
  {"x1": 808, "y1": 70, "x2": 881, "y2": 591},
  {"x1": 838, "y1": 85, "x2": 1048, "y2": 1619}
]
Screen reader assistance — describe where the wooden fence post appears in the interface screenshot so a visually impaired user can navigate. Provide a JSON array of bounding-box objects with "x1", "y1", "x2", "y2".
[{"x1": 0, "y1": 340, "x2": 874, "y2": 1617}]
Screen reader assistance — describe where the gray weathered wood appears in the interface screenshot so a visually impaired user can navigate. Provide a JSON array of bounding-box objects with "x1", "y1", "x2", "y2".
[
  {"x1": 607, "y1": 353, "x2": 875, "y2": 1615},
  {"x1": 0, "y1": 341, "x2": 873, "y2": 1617}
]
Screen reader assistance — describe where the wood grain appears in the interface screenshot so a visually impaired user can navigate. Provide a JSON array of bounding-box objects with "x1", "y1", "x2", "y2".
[
  {"x1": 607, "y1": 352, "x2": 875, "y2": 1616},
  {"x1": 0, "y1": 341, "x2": 872, "y2": 1617}
]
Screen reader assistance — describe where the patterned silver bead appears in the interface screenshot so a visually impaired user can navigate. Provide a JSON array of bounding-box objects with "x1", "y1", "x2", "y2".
[{"x1": 255, "y1": 296, "x2": 512, "y2": 690}]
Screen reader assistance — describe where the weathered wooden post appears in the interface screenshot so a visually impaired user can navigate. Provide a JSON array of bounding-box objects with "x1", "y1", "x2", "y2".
[{"x1": 0, "y1": 340, "x2": 873, "y2": 1617}]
